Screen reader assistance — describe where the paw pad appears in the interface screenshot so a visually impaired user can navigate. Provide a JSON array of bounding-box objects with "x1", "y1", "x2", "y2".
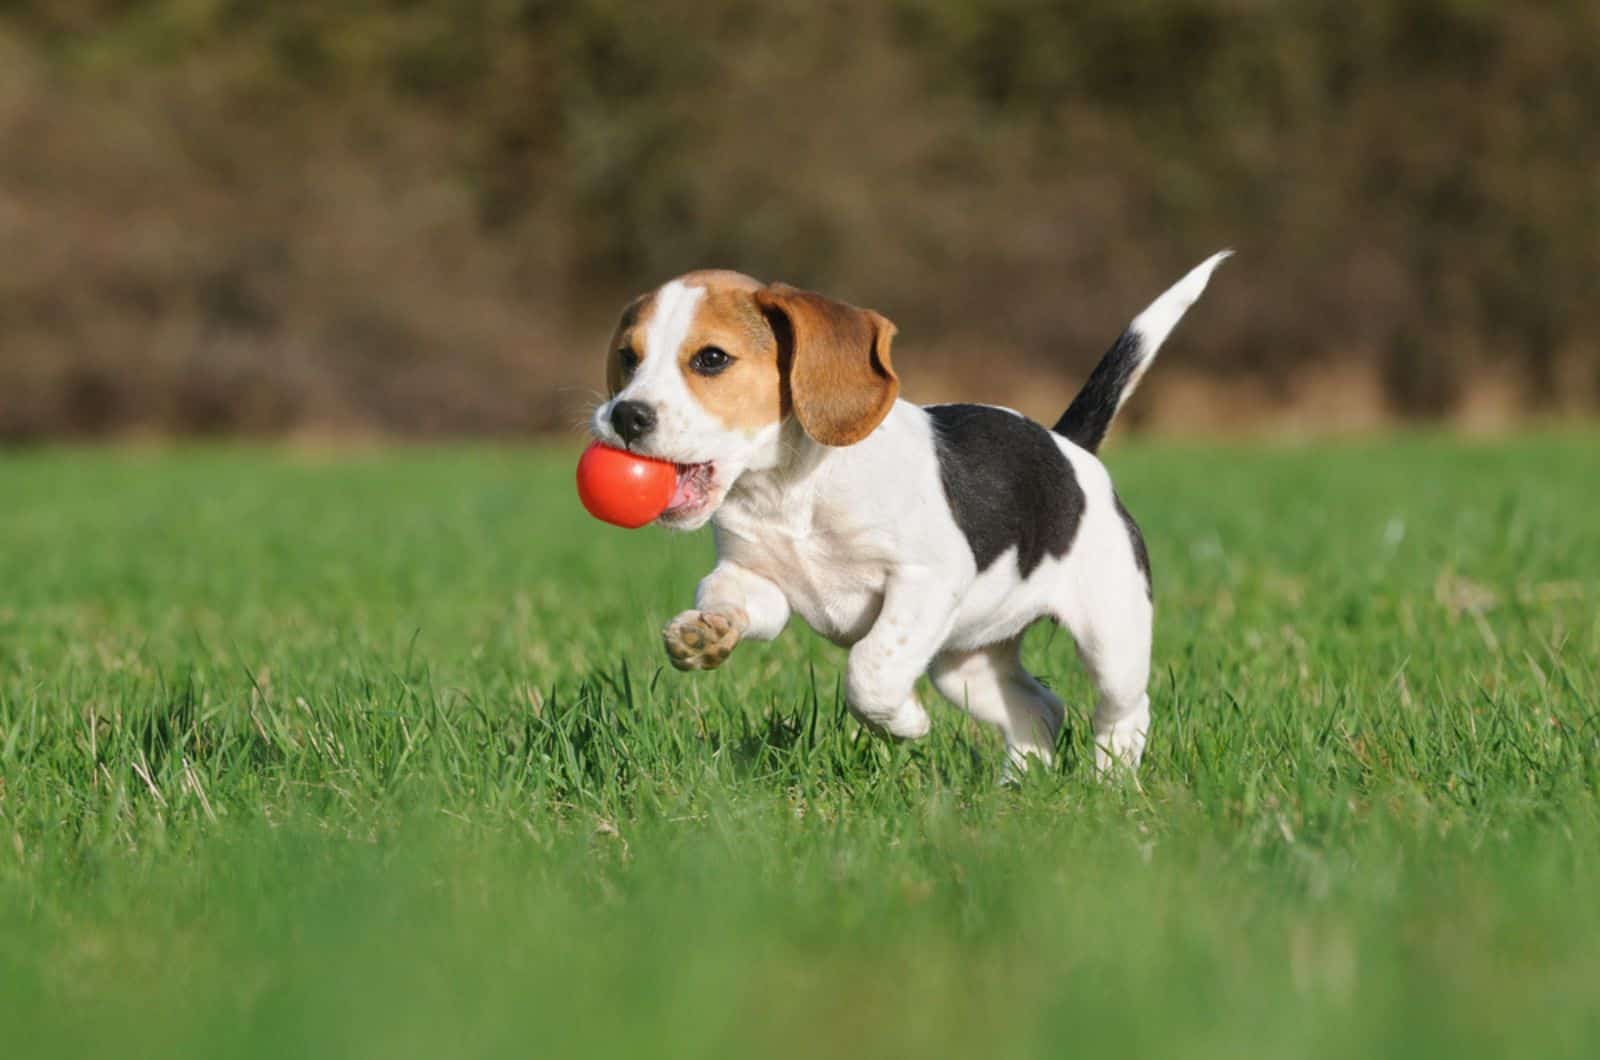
[{"x1": 662, "y1": 610, "x2": 741, "y2": 671}]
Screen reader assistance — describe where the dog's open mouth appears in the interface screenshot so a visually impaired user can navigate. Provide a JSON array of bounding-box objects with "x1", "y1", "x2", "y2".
[{"x1": 662, "y1": 461, "x2": 716, "y2": 521}]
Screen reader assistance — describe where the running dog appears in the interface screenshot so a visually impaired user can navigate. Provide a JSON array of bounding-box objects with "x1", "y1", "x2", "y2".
[{"x1": 590, "y1": 252, "x2": 1229, "y2": 773}]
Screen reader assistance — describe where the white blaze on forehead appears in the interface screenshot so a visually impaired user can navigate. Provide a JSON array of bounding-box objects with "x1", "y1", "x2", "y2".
[
  {"x1": 608, "y1": 278, "x2": 724, "y2": 460},
  {"x1": 640, "y1": 280, "x2": 704, "y2": 379}
]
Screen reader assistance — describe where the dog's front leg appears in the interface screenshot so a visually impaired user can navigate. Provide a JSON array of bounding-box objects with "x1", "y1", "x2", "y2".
[
  {"x1": 845, "y1": 574, "x2": 958, "y2": 741},
  {"x1": 662, "y1": 562, "x2": 790, "y2": 671}
]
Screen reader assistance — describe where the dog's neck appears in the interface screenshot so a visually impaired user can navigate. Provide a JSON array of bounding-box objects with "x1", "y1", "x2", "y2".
[
  {"x1": 719, "y1": 419, "x2": 832, "y2": 520},
  {"x1": 715, "y1": 402, "x2": 921, "y2": 536}
]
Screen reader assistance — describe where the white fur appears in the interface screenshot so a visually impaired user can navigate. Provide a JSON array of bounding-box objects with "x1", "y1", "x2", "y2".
[
  {"x1": 600, "y1": 256, "x2": 1225, "y2": 774},
  {"x1": 592, "y1": 279, "x2": 784, "y2": 529},
  {"x1": 706, "y1": 409, "x2": 1153, "y2": 773},
  {"x1": 1119, "y1": 249, "x2": 1232, "y2": 411},
  {"x1": 604, "y1": 280, "x2": 708, "y2": 462}
]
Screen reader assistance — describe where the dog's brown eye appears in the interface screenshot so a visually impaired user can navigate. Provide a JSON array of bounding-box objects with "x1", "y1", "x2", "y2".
[
  {"x1": 617, "y1": 348, "x2": 640, "y2": 374},
  {"x1": 689, "y1": 346, "x2": 732, "y2": 377}
]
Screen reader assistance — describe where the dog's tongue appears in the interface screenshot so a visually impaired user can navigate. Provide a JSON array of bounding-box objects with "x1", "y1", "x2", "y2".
[{"x1": 668, "y1": 465, "x2": 709, "y2": 512}]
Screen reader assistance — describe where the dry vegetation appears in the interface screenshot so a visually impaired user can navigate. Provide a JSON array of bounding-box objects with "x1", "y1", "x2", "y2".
[{"x1": 2, "y1": 1, "x2": 1597, "y2": 438}]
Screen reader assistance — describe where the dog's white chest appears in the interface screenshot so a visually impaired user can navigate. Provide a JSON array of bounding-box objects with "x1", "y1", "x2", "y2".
[{"x1": 714, "y1": 503, "x2": 889, "y2": 646}]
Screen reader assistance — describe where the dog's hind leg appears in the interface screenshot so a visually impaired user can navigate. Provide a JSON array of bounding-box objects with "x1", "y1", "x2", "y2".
[
  {"x1": 928, "y1": 639, "x2": 1063, "y2": 775},
  {"x1": 1059, "y1": 593, "x2": 1153, "y2": 775}
]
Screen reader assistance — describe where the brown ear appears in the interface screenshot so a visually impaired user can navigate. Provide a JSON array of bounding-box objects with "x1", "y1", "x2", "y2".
[{"x1": 755, "y1": 283, "x2": 899, "y2": 446}]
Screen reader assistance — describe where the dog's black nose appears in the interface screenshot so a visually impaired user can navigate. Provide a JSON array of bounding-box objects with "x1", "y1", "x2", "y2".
[{"x1": 610, "y1": 401, "x2": 657, "y2": 445}]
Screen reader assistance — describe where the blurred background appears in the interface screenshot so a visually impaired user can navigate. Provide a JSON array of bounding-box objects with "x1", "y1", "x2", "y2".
[{"x1": 1, "y1": 0, "x2": 1596, "y2": 442}]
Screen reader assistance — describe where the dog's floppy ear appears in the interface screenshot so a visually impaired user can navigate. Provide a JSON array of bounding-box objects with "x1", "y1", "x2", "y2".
[{"x1": 755, "y1": 284, "x2": 899, "y2": 447}]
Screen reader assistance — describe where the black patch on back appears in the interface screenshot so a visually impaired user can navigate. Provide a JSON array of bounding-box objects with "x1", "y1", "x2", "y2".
[
  {"x1": 927, "y1": 404, "x2": 1085, "y2": 578},
  {"x1": 1114, "y1": 493, "x2": 1153, "y2": 601}
]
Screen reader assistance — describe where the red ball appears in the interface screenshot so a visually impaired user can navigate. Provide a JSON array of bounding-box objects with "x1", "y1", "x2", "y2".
[{"x1": 576, "y1": 441, "x2": 678, "y2": 528}]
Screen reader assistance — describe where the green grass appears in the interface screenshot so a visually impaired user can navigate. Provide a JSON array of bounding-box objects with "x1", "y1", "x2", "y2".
[{"x1": 2, "y1": 436, "x2": 1597, "y2": 1058}]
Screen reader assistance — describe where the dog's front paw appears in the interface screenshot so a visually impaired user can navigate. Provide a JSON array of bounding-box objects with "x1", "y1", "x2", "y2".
[{"x1": 662, "y1": 609, "x2": 743, "y2": 671}]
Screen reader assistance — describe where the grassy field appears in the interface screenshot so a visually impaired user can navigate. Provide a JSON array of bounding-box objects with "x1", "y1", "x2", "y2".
[{"x1": 1, "y1": 436, "x2": 1597, "y2": 1058}]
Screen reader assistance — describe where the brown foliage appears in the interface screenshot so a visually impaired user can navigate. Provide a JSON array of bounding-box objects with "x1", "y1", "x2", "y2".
[{"x1": 1, "y1": 2, "x2": 1597, "y2": 439}]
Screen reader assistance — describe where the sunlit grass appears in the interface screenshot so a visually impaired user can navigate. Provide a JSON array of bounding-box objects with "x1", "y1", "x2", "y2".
[{"x1": 1, "y1": 436, "x2": 1597, "y2": 1058}]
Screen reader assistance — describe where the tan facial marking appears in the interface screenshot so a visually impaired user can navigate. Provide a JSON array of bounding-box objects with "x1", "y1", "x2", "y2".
[
  {"x1": 677, "y1": 281, "x2": 786, "y2": 434},
  {"x1": 606, "y1": 292, "x2": 657, "y2": 395},
  {"x1": 605, "y1": 270, "x2": 896, "y2": 445}
]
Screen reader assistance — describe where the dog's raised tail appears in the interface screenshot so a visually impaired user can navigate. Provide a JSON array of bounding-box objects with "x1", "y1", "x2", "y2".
[{"x1": 1053, "y1": 250, "x2": 1231, "y2": 453}]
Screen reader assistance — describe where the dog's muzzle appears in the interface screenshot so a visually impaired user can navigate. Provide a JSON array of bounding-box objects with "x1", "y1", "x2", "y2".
[{"x1": 609, "y1": 401, "x2": 656, "y2": 446}]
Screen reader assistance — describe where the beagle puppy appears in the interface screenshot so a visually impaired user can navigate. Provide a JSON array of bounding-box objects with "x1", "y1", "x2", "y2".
[{"x1": 591, "y1": 252, "x2": 1229, "y2": 774}]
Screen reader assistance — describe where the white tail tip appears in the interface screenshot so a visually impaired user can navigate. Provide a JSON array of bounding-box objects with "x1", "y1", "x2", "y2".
[{"x1": 1130, "y1": 249, "x2": 1233, "y2": 348}]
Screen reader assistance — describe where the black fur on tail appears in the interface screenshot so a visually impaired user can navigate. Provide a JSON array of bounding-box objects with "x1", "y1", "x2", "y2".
[
  {"x1": 1051, "y1": 328, "x2": 1141, "y2": 454},
  {"x1": 1050, "y1": 250, "x2": 1231, "y2": 453}
]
